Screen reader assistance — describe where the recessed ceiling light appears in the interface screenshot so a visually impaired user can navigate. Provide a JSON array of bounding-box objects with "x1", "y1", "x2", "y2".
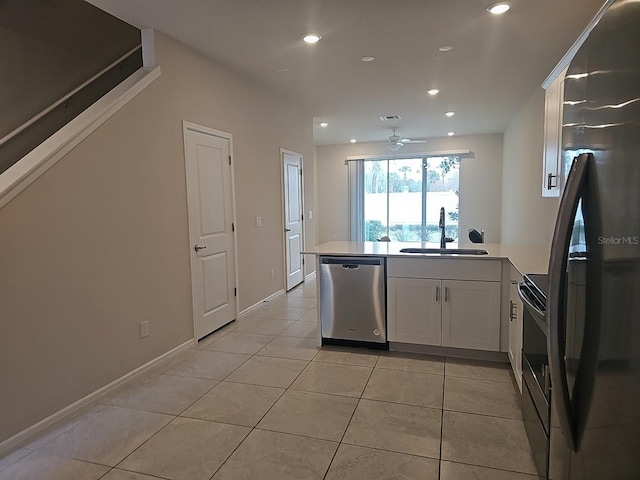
[
  {"x1": 320, "y1": 122, "x2": 329, "y2": 127},
  {"x1": 361, "y1": 56, "x2": 375, "y2": 62},
  {"x1": 448, "y1": 132, "x2": 455, "y2": 136},
  {"x1": 427, "y1": 89, "x2": 440, "y2": 96},
  {"x1": 350, "y1": 138, "x2": 357, "y2": 143},
  {"x1": 438, "y1": 45, "x2": 453, "y2": 52},
  {"x1": 445, "y1": 111, "x2": 455, "y2": 117},
  {"x1": 487, "y1": 2, "x2": 510, "y2": 14},
  {"x1": 302, "y1": 33, "x2": 322, "y2": 44}
]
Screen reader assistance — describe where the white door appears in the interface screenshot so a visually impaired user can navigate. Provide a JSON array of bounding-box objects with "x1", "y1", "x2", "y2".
[
  {"x1": 184, "y1": 124, "x2": 237, "y2": 340},
  {"x1": 282, "y1": 150, "x2": 304, "y2": 290}
]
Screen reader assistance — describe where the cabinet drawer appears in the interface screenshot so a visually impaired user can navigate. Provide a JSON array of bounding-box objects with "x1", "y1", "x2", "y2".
[{"x1": 388, "y1": 257, "x2": 502, "y2": 281}]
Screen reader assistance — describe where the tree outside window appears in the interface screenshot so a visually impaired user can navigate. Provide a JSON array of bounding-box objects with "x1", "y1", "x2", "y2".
[{"x1": 363, "y1": 156, "x2": 460, "y2": 242}]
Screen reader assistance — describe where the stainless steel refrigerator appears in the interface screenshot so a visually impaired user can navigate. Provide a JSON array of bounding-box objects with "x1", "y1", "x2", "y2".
[{"x1": 547, "y1": 0, "x2": 640, "y2": 478}]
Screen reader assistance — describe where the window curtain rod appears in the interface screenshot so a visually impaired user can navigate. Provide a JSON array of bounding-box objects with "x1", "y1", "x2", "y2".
[{"x1": 344, "y1": 149, "x2": 473, "y2": 164}]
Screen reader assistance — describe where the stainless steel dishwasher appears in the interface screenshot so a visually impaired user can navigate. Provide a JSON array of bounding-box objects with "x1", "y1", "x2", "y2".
[{"x1": 319, "y1": 256, "x2": 386, "y2": 345}]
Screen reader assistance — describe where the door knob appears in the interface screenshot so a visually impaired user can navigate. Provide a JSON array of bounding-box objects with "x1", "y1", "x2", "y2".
[{"x1": 194, "y1": 244, "x2": 206, "y2": 252}]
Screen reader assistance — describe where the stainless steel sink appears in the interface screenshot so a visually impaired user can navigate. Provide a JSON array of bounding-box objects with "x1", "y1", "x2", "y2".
[{"x1": 399, "y1": 247, "x2": 489, "y2": 255}]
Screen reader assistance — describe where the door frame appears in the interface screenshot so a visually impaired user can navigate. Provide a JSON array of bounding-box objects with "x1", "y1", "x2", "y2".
[
  {"x1": 280, "y1": 148, "x2": 305, "y2": 291},
  {"x1": 182, "y1": 121, "x2": 239, "y2": 341}
]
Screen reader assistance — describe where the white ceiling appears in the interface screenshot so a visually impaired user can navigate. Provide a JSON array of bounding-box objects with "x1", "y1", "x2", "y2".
[{"x1": 86, "y1": 0, "x2": 605, "y2": 146}]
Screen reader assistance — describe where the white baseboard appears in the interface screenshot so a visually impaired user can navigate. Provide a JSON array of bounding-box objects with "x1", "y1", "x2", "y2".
[
  {"x1": 0, "y1": 339, "x2": 193, "y2": 455},
  {"x1": 239, "y1": 289, "x2": 285, "y2": 318},
  {"x1": 238, "y1": 272, "x2": 315, "y2": 319}
]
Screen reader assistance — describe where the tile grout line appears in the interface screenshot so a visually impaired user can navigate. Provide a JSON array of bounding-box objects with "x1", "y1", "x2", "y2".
[
  {"x1": 193, "y1": 307, "x2": 317, "y2": 480},
  {"x1": 321, "y1": 352, "x2": 380, "y2": 480},
  {"x1": 438, "y1": 357, "x2": 449, "y2": 480}
]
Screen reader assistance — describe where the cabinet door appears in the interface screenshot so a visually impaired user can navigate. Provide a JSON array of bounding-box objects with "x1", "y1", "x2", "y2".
[
  {"x1": 442, "y1": 280, "x2": 501, "y2": 351},
  {"x1": 542, "y1": 68, "x2": 567, "y2": 197},
  {"x1": 508, "y1": 278, "x2": 524, "y2": 392},
  {"x1": 387, "y1": 277, "x2": 442, "y2": 345}
]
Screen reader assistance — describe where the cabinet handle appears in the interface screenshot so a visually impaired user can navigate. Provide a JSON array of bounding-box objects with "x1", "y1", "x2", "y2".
[
  {"x1": 435, "y1": 286, "x2": 440, "y2": 302},
  {"x1": 444, "y1": 286, "x2": 449, "y2": 302},
  {"x1": 547, "y1": 173, "x2": 558, "y2": 190}
]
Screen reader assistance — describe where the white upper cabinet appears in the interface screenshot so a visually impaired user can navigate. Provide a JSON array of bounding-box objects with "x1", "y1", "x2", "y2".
[
  {"x1": 540, "y1": 0, "x2": 614, "y2": 197},
  {"x1": 542, "y1": 67, "x2": 567, "y2": 198}
]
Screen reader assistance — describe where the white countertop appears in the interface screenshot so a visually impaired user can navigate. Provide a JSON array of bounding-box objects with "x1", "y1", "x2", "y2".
[{"x1": 303, "y1": 241, "x2": 550, "y2": 275}]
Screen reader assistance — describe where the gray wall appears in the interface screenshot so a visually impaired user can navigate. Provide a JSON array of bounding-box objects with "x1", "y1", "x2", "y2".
[
  {"x1": 316, "y1": 93, "x2": 560, "y2": 250},
  {"x1": 501, "y1": 87, "x2": 559, "y2": 245},
  {"x1": 316, "y1": 134, "x2": 504, "y2": 244},
  {"x1": 0, "y1": 31, "x2": 315, "y2": 443}
]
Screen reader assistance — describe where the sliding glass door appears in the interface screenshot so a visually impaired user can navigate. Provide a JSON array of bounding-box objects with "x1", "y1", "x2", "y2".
[{"x1": 359, "y1": 156, "x2": 459, "y2": 242}]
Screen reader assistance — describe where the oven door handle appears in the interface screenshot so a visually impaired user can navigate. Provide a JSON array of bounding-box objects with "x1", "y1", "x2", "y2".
[
  {"x1": 548, "y1": 152, "x2": 590, "y2": 452},
  {"x1": 517, "y1": 283, "x2": 545, "y2": 318}
]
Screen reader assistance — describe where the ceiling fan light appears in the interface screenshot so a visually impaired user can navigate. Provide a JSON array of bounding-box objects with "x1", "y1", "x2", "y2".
[{"x1": 387, "y1": 143, "x2": 403, "y2": 151}]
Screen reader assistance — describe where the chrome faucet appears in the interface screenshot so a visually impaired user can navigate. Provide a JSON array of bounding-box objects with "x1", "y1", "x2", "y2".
[{"x1": 439, "y1": 207, "x2": 446, "y2": 248}]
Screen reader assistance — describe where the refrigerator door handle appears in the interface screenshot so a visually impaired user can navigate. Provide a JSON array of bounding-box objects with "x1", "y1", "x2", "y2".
[{"x1": 548, "y1": 152, "x2": 590, "y2": 452}]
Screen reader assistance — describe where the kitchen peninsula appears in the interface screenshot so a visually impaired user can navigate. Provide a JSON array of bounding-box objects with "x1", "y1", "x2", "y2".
[{"x1": 303, "y1": 241, "x2": 550, "y2": 391}]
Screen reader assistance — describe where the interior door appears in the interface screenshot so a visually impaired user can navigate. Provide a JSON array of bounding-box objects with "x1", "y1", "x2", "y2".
[
  {"x1": 184, "y1": 124, "x2": 237, "y2": 339},
  {"x1": 282, "y1": 150, "x2": 304, "y2": 290}
]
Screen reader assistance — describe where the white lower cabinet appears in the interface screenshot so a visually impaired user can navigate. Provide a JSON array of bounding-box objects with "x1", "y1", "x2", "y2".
[
  {"x1": 442, "y1": 280, "x2": 501, "y2": 351},
  {"x1": 508, "y1": 267, "x2": 524, "y2": 392},
  {"x1": 387, "y1": 277, "x2": 442, "y2": 345},
  {"x1": 387, "y1": 258, "x2": 502, "y2": 351}
]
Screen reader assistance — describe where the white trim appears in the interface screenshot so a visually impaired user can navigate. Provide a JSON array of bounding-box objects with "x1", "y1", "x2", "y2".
[
  {"x1": 541, "y1": 0, "x2": 614, "y2": 89},
  {"x1": 305, "y1": 270, "x2": 316, "y2": 282},
  {"x1": 280, "y1": 148, "x2": 306, "y2": 291},
  {"x1": 0, "y1": 339, "x2": 193, "y2": 455},
  {"x1": 345, "y1": 149, "x2": 473, "y2": 163},
  {"x1": 239, "y1": 289, "x2": 285, "y2": 318},
  {"x1": 141, "y1": 28, "x2": 156, "y2": 67},
  {"x1": 0, "y1": 65, "x2": 161, "y2": 209},
  {"x1": 182, "y1": 122, "x2": 240, "y2": 337}
]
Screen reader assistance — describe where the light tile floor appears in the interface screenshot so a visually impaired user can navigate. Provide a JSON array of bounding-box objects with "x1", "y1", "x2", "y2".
[{"x1": 0, "y1": 278, "x2": 541, "y2": 480}]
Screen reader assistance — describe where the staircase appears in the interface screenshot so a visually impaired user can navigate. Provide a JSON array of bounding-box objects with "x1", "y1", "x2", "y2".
[{"x1": 0, "y1": 0, "x2": 143, "y2": 175}]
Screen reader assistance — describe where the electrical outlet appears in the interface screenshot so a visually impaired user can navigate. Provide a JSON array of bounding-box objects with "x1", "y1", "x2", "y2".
[
  {"x1": 255, "y1": 216, "x2": 262, "y2": 227},
  {"x1": 270, "y1": 269, "x2": 275, "y2": 279},
  {"x1": 140, "y1": 320, "x2": 149, "y2": 338}
]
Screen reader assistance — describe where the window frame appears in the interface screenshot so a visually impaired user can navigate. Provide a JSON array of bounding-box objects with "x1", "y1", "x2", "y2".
[{"x1": 348, "y1": 152, "x2": 465, "y2": 242}]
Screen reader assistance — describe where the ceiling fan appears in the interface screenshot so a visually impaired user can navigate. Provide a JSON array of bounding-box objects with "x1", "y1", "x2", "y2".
[{"x1": 386, "y1": 128, "x2": 427, "y2": 151}]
